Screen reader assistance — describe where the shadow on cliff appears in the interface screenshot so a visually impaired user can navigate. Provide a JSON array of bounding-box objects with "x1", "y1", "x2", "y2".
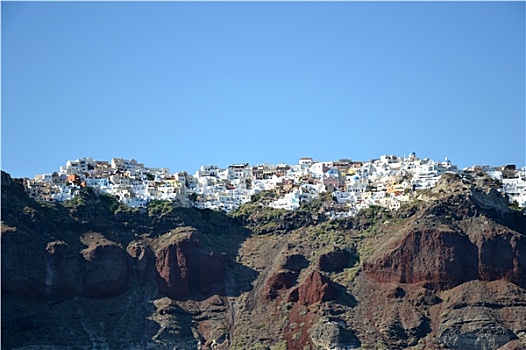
[
  {"x1": 1, "y1": 286, "x2": 162, "y2": 350},
  {"x1": 332, "y1": 282, "x2": 358, "y2": 309}
]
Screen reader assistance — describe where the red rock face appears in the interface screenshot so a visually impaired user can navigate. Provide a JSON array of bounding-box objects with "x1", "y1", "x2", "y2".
[
  {"x1": 470, "y1": 228, "x2": 526, "y2": 288},
  {"x1": 363, "y1": 227, "x2": 525, "y2": 288},
  {"x1": 3, "y1": 226, "x2": 226, "y2": 301},
  {"x1": 283, "y1": 270, "x2": 338, "y2": 349},
  {"x1": 284, "y1": 302, "x2": 318, "y2": 350},
  {"x1": 295, "y1": 271, "x2": 338, "y2": 306},
  {"x1": 81, "y1": 244, "x2": 131, "y2": 298},
  {"x1": 155, "y1": 238, "x2": 192, "y2": 299},
  {"x1": 363, "y1": 229, "x2": 478, "y2": 287},
  {"x1": 155, "y1": 230, "x2": 225, "y2": 300},
  {"x1": 2, "y1": 228, "x2": 131, "y2": 299}
]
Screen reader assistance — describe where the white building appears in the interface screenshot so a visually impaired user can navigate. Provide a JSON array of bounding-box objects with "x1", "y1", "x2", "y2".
[
  {"x1": 270, "y1": 190, "x2": 301, "y2": 210},
  {"x1": 502, "y1": 177, "x2": 526, "y2": 206},
  {"x1": 195, "y1": 165, "x2": 221, "y2": 178},
  {"x1": 59, "y1": 157, "x2": 96, "y2": 175}
]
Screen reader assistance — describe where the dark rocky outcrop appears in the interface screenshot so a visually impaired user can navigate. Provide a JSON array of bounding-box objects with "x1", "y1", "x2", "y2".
[
  {"x1": 281, "y1": 252, "x2": 310, "y2": 272},
  {"x1": 317, "y1": 246, "x2": 352, "y2": 272},
  {"x1": 436, "y1": 280, "x2": 526, "y2": 350},
  {"x1": 45, "y1": 241, "x2": 83, "y2": 296},
  {"x1": 81, "y1": 243, "x2": 131, "y2": 298},
  {"x1": 309, "y1": 318, "x2": 361, "y2": 350},
  {"x1": 1, "y1": 228, "x2": 51, "y2": 296},
  {"x1": 265, "y1": 270, "x2": 298, "y2": 300}
]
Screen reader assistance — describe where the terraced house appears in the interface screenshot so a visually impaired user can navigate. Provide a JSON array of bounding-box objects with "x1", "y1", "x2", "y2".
[{"x1": 22, "y1": 154, "x2": 525, "y2": 217}]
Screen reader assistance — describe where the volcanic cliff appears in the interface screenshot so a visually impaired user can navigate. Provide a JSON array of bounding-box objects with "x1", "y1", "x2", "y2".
[{"x1": 1, "y1": 170, "x2": 525, "y2": 349}]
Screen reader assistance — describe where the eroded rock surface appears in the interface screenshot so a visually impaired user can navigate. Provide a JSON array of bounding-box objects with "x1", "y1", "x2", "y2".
[
  {"x1": 155, "y1": 228, "x2": 225, "y2": 300},
  {"x1": 363, "y1": 224, "x2": 525, "y2": 289}
]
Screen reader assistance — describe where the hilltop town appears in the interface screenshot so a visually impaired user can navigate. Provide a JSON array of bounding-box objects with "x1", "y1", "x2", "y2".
[
  {"x1": 23, "y1": 153, "x2": 526, "y2": 217},
  {"x1": 3, "y1": 153, "x2": 526, "y2": 350}
]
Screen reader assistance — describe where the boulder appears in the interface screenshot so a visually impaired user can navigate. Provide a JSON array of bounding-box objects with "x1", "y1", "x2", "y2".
[
  {"x1": 309, "y1": 318, "x2": 361, "y2": 350},
  {"x1": 281, "y1": 253, "x2": 309, "y2": 272}
]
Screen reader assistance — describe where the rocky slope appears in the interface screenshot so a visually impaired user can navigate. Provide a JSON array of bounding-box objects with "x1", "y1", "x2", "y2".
[{"x1": 1, "y1": 170, "x2": 525, "y2": 349}]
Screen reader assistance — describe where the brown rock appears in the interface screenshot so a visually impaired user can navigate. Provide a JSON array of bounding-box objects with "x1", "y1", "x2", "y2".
[
  {"x1": 498, "y1": 340, "x2": 526, "y2": 350},
  {"x1": 196, "y1": 250, "x2": 225, "y2": 295},
  {"x1": 288, "y1": 287, "x2": 299, "y2": 302},
  {"x1": 350, "y1": 276, "x2": 440, "y2": 348},
  {"x1": 155, "y1": 236, "x2": 192, "y2": 299},
  {"x1": 437, "y1": 280, "x2": 525, "y2": 350},
  {"x1": 263, "y1": 252, "x2": 309, "y2": 300},
  {"x1": 468, "y1": 226, "x2": 526, "y2": 288}
]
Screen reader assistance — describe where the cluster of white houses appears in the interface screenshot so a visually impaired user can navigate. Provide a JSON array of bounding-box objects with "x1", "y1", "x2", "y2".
[{"x1": 24, "y1": 154, "x2": 526, "y2": 217}]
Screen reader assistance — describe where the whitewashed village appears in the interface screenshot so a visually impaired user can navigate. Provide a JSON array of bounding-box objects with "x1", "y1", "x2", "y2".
[{"x1": 24, "y1": 153, "x2": 526, "y2": 218}]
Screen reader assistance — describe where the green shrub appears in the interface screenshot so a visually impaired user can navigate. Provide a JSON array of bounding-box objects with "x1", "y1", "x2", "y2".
[
  {"x1": 63, "y1": 195, "x2": 86, "y2": 208},
  {"x1": 147, "y1": 200, "x2": 173, "y2": 216}
]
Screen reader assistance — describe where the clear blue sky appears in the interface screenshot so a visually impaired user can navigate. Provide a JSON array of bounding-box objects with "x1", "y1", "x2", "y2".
[{"x1": 2, "y1": 1, "x2": 524, "y2": 178}]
